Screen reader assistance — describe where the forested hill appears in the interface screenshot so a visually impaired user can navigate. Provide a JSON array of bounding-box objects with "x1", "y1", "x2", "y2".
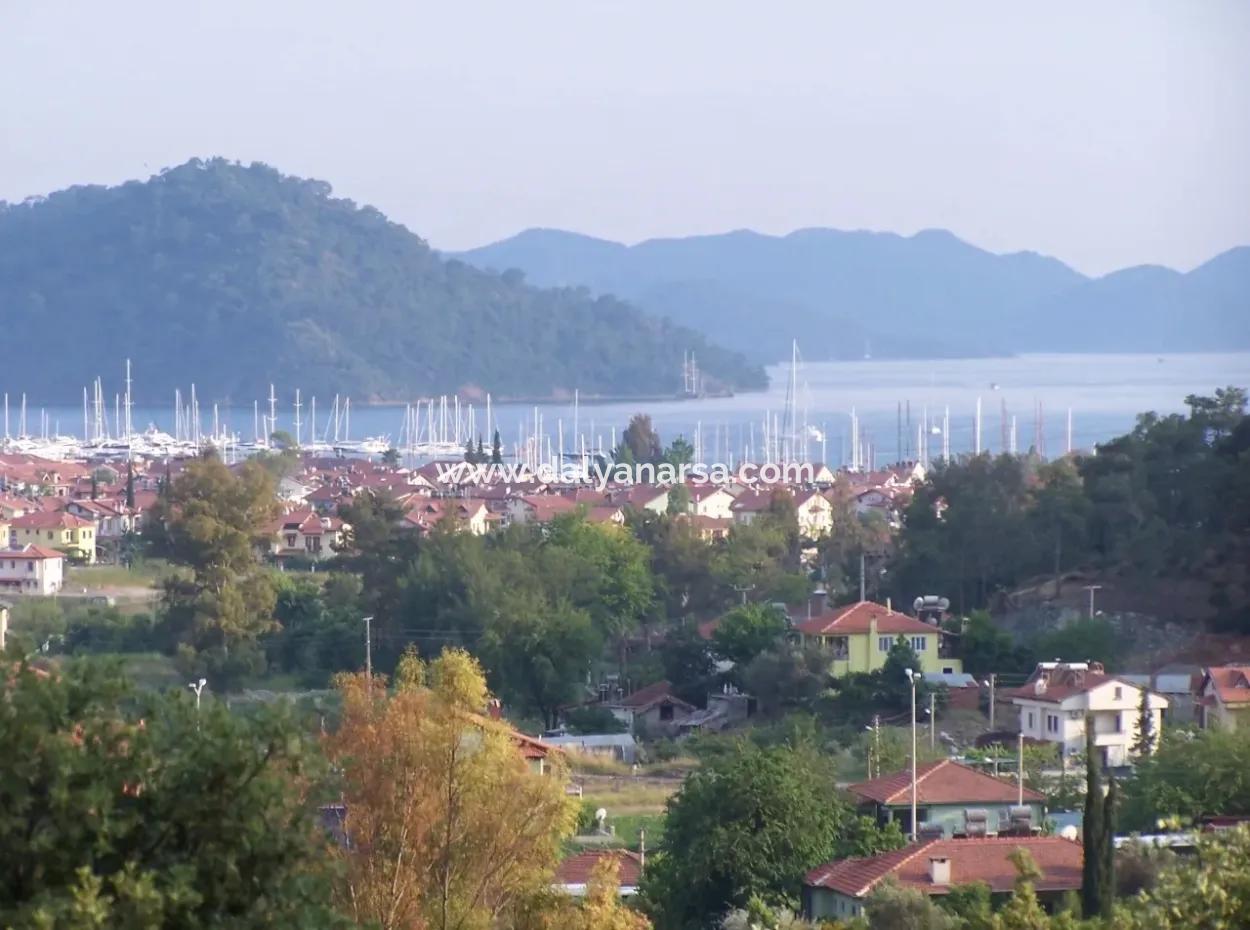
[
  {"x1": 0, "y1": 160, "x2": 766, "y2": 403},
  {"x1": 456, "y1": 228, "x2": 1250, "y2": 364}
]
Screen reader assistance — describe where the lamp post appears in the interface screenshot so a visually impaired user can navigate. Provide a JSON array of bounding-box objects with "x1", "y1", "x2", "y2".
[
  {"x1": 188, "y1": 678, "x2": 207, "y2": 728},
  {"x1": 906, "y1": 668, "x2": 919, "y2": 837},
  {"x1": 363, "y1": 615, "x2": 374, "y2": 695}
]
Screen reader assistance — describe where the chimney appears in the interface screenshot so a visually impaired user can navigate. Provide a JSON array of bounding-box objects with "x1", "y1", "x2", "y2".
[
  {"x1": 486, "y1": 698, "x2": 502, "y2": 721},
  {"x1": 886, "y1": 597, "x2": 892, "y2": 612},
  {"x1": 929, "y1": 856, "x2": 951, "y2": 885}
]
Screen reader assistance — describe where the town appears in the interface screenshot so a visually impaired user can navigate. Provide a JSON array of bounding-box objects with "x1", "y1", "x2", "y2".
[{"x1": 2, "y1": 384, "x2": 1248, "y2": 929}]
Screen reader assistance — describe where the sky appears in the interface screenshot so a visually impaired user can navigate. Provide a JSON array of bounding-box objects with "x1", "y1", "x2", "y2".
[{"x1": 2, "y1": 1, "x2": 1248, "y2": 276}]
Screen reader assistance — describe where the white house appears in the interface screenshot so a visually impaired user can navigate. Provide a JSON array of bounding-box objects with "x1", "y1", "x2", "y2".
[
  {"x1": 0, "y1": 545, "x2": 66, "y2": 595},
  {"x1": 685, "y1": 484, "x2": 737, "y2": 520},
  {"x1": 793, "y1": 489, "x2": 834, "y2": 538},
  {"x1": 1009, "y1": 661, "x2": 1167, "y2": 768}
]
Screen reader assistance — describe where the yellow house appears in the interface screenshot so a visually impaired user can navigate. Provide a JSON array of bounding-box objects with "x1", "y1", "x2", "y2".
[
  {"x1": 794, "y1": 600, "x2": 961, "y2": 677},
  {"x1": 1197, "y1": 666, "x2": 1250, "y2": 732},
  {"x1": 10, "y1": 510, "x2": 96, "y2": 563}
]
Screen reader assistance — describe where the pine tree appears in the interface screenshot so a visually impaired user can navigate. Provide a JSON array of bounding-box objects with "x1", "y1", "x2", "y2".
[
  {"x1": 475, "y1": 436, "x2": 485, "y2": 461},
  {"x1": 1131, "y1": 687, "x2": 1156, "y2": 757},
  {"x1": 490, "y1": 429, "x2": 503, "y2": 465},
  {"x1": 125, "y1": 461, "x2": 136, "y2": 510}
]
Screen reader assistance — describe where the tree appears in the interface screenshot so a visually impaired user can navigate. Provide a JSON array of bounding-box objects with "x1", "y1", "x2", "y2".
[
  {"x1": 1111, "y1": 824, "x2": 1250, "y2": 929},
  {"x1": 125, "y1": 460, "x2": 136, "y2": 510},
  {"x1": 481, "y1": 597, "x2": 600, "y2": 730},
  {"x1": 659, "y1": 625, "x2": 718, "y2": 706},
  {"x1": 537, "y1": 858, "x2": 652, "y2": 930},
  {"x1": 381, "y1": 447, "x2": 400, "y2": 467},
  {"x1": 640, "y1": 743, "x2": 902, "y2": 929},
  {"x1": 712, "y1": 603, "x2": 787, "y2": 666},
  {"x1": 1119, "y1": 728, "x2": 1250, "y2": 831},
  {"x1": 146, "y1": 450, "x2": 281, "y2": 688},
  {"x1": 663, "y1": 436, "x2": 695, "y2": 467},
  {"x1": 620, "y1": 414, "x2": 663, "y2": 466},
  {"x1": 862, "y1": 880, "x2": 954, "y2": 930},
  {"x1": 666, "y1": 483, "x2": 691, "y2": 516},
  {"x1": 1082, "y1": 721, "x2": 1115, "y2": 919},
  {"x1": 491, "y1": 429, "x2": 504, "y2": 465},
  {"x1": 0, "y1": 659, "x2": 345, "y2": 929},
  {"x1": 1130, "y1": 687, "x2": 1156, "y2": 758},
  {"x1": 327, "y1": 648, "x2": 578, "y2": 930}
]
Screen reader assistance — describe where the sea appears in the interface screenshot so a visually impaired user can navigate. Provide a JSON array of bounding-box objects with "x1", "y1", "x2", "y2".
[{"x1": 13, "y1": 352, "x2": 1250, "y2": 467}]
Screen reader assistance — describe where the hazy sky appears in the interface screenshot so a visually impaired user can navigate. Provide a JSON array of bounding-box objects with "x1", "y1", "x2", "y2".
[{"x1": 3, "y1": 1, "x2": 1248, "y2": 275}]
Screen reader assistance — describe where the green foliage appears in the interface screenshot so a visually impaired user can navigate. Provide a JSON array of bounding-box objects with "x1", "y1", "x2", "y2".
[
  {"x1": 0, "y1": 159, "x2": 764, "y2": 401},
  {"x1": 957, "y1": 610, "x2": 1033, "y2": 677},
  {"x1": 1130, "y1": 687, "x2": 1156, "y2": 757},
  {"x1": 658, "y1": 624, "x2": 718, "y2": 706},
  {"x1": 563, "y1": 705, "x2": 628, "y2": 735},
  {"x1": 712, "y1": 603, "x2": 787, "y2": 666},
  {"x1": 1082, "y1": 723, "x2": 1116, "y2": 919},
  {"x1": 1119, "y1": 728, "x2": 1250, "y2": 831},
  {"x1": 147, "y1": 451, "x2": 281, "y2": 689},
  {"x1": 0, "y1": 660, "x2": 345, "y2": 929},
  {"x1": 619, "y1": 414, "x2": 664, "y2": 465},
  {"x1": 1031, "y1": 618, "x2": 1119, "y2": 670},
  {"x1": 739, "y1": 643, "x2": 831, "y2": 714},
  {"x1": 640, "y1": 742, "x2": 902, "y2": 929},
  {"x1": 862, "y1": 880, "x2": 955, "y2": 930},
  {"x1": 264, "y1": 573, "x2": 366, "y2": 686},
  {"x1": 1110, "y1": 824, "x2": 1250, "y2": 929}
]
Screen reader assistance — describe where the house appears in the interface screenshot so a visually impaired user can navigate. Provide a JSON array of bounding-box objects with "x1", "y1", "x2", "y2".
[
  {"x1": 0, "y1": 545, "x2": 66, "y2": 595},
  {"x1": 403, "y1": 499, "x2": 492, "y2": 535},
  {"x1": 803, "y1": 836, "x2": 1082, "y2": 921},
  {"x1": 685, "y1": 484, "x2": 737, "y2": 520},
  {"x1": 1196, "y1": 666, "x2": 1250, "y2": 731},
  {"x1": 64, "y1": 499, "x2": 134, "y2": 544},
  {"x1": 792, "y1": 600, "x2": 962, "y2": 677},
  {"x1": 847, "y1": 759, "x2": 1045, "y2": 838},
  {"x1": 793, "y1": 489, "x2": 834, "y2": 538},
  {"x1": 506, "y1": 494, "x2": 580, "y2": 525},
  {"x1": 620, "y1": 485, "x2": 669, "y2": 515},
  {"x1": 729, "y1": 488, "x2": 774, "y2": 525},
  {"x1": 602, "y1": 680, "x2": 695, "y2": 736},
  {"x1": 10, "y1": 511, "x2": 96, "y2": 563},
  {"x1": 684, "y1": 514, "x2": 733, "y2": 542},
  {"x1": 0, "y1": 493, "x2": 30, "y2": 520},
  {"x1": 1009, "y1": 661, "x2": 1167, "y2": 768},
  {"x1": 554, "y1": 849, "x2": 644, "y2": 897},
  {"x1": 268, "y1": 509, "x2": 348, "y2": 560}
]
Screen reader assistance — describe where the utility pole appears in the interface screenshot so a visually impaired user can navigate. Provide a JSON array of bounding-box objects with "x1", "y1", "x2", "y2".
[
  {"x1": 1017, "y1": 731, "x2": 1025, "y2": 806},
  {"x1": 929, "y1": 691, "x2": 936, "y2": 751},
  {"x1": 987, "y1": 673, "x2": 996, "y2": 729},
  {"x1": 1083, "y1": 584, "x2": 1103, "y2": 618},
  {"x1": 906, "y1": 668, "x2": 918, "y2": 840},
  {"x1": 859, "y1": 551, "x2": 866, "y2": 602},
  {"x1": 363, "y1": 615, "x2": 374, "y2": 694}
]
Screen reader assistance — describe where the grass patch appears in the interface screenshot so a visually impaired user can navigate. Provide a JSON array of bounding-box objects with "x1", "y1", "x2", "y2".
[
  {"x1": 582, "y1": 781, "x2": 677, "y2": 814},
  {"x1": 115, "y1": 652, "x2": 183, "y2": 691},
  {"x1": 69, "y1": 561, "x2": 181, "y2": 590}
]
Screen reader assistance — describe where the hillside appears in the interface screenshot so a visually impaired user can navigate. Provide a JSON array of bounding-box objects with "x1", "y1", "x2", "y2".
[
  {"x1": 456, "y1": 228, "x2": 1250, "y2": 363},
  {"x1": 0, "y1": 160, "x2": 766, "y2": 403}
]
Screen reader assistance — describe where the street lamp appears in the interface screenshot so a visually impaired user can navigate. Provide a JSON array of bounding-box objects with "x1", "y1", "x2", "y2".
[
  {"x1": 904, "y1": 667, "x2": 918, "y2": 840},
  {"x1": 188, "y1": 678, "x2": 207, "y2": 713}
]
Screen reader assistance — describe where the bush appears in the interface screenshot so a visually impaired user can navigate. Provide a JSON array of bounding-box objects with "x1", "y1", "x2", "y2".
[{"x1": 564, "y1": 705, "x2": 628, "y2": 735}]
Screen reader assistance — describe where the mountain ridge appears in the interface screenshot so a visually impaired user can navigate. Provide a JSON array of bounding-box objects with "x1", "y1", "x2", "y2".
[
  {"x1": 0, "y1": 160, "x2": 767, "y2": 404},
  {"x1": 455, "y1": 228, "x2": 1249, "y2": 362}
]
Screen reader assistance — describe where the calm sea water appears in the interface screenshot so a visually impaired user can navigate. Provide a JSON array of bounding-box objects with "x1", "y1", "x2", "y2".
[{"x1": 15, "y1": 353, "x2": 1250, "y2": 467}]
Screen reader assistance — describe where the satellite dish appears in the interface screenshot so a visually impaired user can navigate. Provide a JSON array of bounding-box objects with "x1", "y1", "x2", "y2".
[
  {"x1": 595, "y1": 808, "x2": 607, "y2": 823},
  {"x1": 1060, "y1": 825, "x2": 1078, "y2": 841}
]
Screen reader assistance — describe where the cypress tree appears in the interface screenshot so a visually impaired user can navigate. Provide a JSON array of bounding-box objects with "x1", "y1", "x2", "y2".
[
  {"x1": 1102, "y1": 773, "x2": 1118, "y2": 914},
  {"x1": 1082, "y1": 720, "x2": 1106, "y2": 918},
  {"x1": 125, "y1": 461, "x2": 136, "y2": 510},
  {"x1": 1131, "y1": 687, "x2": 1156, "y2": 757},
  {"x1": 490, "y1": 430, "x2": 503, "y2": 465}
]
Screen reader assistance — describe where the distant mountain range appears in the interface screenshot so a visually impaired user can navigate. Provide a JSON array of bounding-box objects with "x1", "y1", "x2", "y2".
[
  {"x1": 456, "y1": 228, "x2": 1250, "y2": 363},
  {"x1": 0, "y1": 160, "x2": 766, "y2": 404}
]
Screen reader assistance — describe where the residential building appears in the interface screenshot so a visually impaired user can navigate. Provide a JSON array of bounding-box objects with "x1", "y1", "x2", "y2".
[
  {"x1": 268, "y1": 509, "x2": 348, "y2": 560},
  {"x1": 1196, "y1": 666, "x2": 1250, "y2": 731},
  {"x1": 601, "y1": 680, "x2": 695, "y2": 736},
  {"x1": 792, "y1": 600, "x2": 962, "y2": 677},
  {"x1": 506, "y1": 494, "x2": 579, "y2": 525},
  {"x1": 803, "y1": 836, "x2": 1082, "y2": 921},
  {"x1": 543, "y1": 733, "x2": 640, "y2": 765},
  {"x1": 1009, "y1": 662, "x2": 1167, "y2": 767},
  {"x1": 793, "y1": 489, "x2": 834, "y2": 538},
  {"x1": 10, "y1": 511, "x2": 96, "y2": 563},
  {"x1": 847, "y1": 759, "x2": 1045, "y2": 838},
  {"x1": 685, "y1": 484, "x2": 736, "y2": 520},
  {"x1": 554, "y1": 849, "x2": 643, "y2": 898},
  {"x1": 0, "y1": 545, "x2": 66, "y2": 595}
]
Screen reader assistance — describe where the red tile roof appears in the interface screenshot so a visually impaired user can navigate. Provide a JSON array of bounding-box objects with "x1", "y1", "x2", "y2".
[
  {"x1": 613, "y1": 680, "x2": 693, "y2": 712},
  {"x1": 554, "y1": 849, "x2": 643, "y2": 888},
  {"x1": 1201, "y1": 666, "x2": 1250, "y2": 706},
  {"x1": 792, "y1": 600, "x2": 936, "y2": 637},
  {"x1": 12, "y1": 511, "x2": 93, "y2": 530},
  {"x1": 1007, "y1": 664, "x2": 1140, "y2": 704},
  {"x1": 806, "y1": 836, "x2": 1082, "y2": 898},
  {"x1": 847, "y1": 759, "x2": 1044, "y2": 807},
  {"x1": 0, "y1": 545, "x2": 65, "y2": 560}
]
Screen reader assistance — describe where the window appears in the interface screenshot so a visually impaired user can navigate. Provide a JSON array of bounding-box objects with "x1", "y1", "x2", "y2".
[
  {"x1": 878, "y1": 636, "x2": 892, "y2": 653},
  {"x1": 1114, "y1": 687, "x2": 1123, "y2": 701},
  {"x1": 1113, "y1": 714, "x2": 1122, "y2": 733},
  {"x1": 659, "y1": 703, "x2": 674, "y2": 722},
  {"x1": 1027, "y1": 711, "x2": 1035, "y2": 729},
  {"x1": 831, "y1": 636, "x2": 849, "y2": 660},
  {"x1": 911, "y1": 636, "x2": 927, "y2": 652},
  {"x1": 1047, "y1": 714, "x2": 1059, "y2": 733},
  {"x1": 26, "y1": 561, "x2": 33, "y2": 573}
]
